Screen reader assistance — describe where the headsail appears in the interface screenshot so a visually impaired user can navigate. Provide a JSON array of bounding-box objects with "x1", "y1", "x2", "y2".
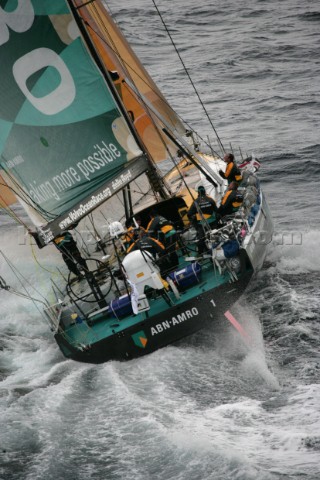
[{"x1": 0, "y1": 0, "x2": 144, "y2": 235}]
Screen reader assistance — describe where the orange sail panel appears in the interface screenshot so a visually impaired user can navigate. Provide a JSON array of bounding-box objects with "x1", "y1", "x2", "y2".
[
  {"x1": 0, "y1": 174, "x2": 17, "y2": 206},
  {"x1": 72, "y1": 0, "x2": 186, "y2": 162}
]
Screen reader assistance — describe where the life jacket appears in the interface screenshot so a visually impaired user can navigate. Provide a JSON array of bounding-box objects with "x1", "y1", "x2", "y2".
[
  {"x1": 233, "y1": 193, "x2": 243, "y2": 208},
  {"x1": 220, "y1": 190, "x2": 243, "y2": 212},
  {"x1": 147, "y1": 215, "x2": 175, "y2": 236},
  {"x1": 54, "y1": 232, "x2": 73, "y2": 248},
  {"x1": 127, "y1": 234, "x2": 165, "y2": 256},
  {"x1": 124, "y1": 226, "x2": 135, "y2": 243},
  {"x1": 54, "y1": 235, "x2": 65, "y2": 246},
  {"x1": 124, "y1": 226, "x2": 146, "y2": 249},
  {"x1": 194, "y1": 196, "x2": 217, "y2": 222},
  {"x1": 53, "y1": 232, "x2": 80, "y2": 258},
  {"x1": 225, "y1": 162, "x2": 242, "y2": 183}
]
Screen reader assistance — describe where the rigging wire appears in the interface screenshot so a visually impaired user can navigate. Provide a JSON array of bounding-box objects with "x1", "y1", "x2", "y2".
[
  {"x1": 0, "y1": 191, "x2": 62, "y2": 276},
  {"x1": 83, "y1": 2, "x2": 221, "y2": 157},
  {"x1": 0, "y1": 170, "x2": 56, "y2": 220},
  {"x1": 79, "y1": 2, "x2": 217, "y2": 205},
  {"x1": 0, "y1": 250, "x2": 49, "y2": 311},
  {"x1": 119, "y1": 81, "x2": 179, "y2": 191},
  {"x1": 29, "y1": 238, "x2": 62, "y2": 276},
  {"x1": 151, "y1": 0, "x2": 225, "y2": 155},
  {"x1": 0, "y1": 185, "x2": 76, "y2": 281},
  {"x1": 0, "y1": 195, "x2": 29, "y2": 228},
  {"x1": 0, "y1": 275, "x2": 47, "y2": 306},
  {"x1": 0, "y1": 185, "x2": 67, "y2": 278}
]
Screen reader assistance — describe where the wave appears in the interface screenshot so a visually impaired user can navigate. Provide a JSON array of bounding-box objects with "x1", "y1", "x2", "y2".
[
  {"x1": 298, "y1": 12, "x2": 320, "y2": 22},
  {"x1": 267, "y1": 229, "x2": 320, "y2": 274}
]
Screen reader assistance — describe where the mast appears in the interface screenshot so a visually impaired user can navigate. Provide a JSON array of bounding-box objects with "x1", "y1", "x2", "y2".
[
  {"x1": 67, "y1": 0, "x2": 168, "y2": 199},
  {"x1": 123, "y1": 186, "x2": 130, "y2": 221},
  {"x1": 125, "y1": 77, "x2": 224, "y2": 191}
]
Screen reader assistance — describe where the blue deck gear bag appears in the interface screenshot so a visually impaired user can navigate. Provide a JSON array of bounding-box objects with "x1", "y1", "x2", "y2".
[
  {"x1": 109, "y1": 294, "x2": 133, "y2": 318},
  {"x1": 168, "y1": 262, "x2": 202, "y2": 289}
]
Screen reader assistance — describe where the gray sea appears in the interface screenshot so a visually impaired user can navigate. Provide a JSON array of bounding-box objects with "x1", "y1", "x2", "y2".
[{"x1": 1, "y1": 0, "x2": 320, "y2": 478}]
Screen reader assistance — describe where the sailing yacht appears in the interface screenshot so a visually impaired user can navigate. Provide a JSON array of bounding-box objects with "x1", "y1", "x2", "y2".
[{"x1": 0, "y1": 0, "x2": 273, "y2": 363}]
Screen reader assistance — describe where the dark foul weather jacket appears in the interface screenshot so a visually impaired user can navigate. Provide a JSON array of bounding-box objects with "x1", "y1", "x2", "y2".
[
  {"x1": 218, "y1": 190, "x2": 243, "y2": 216},
  {"x1": 219, "y1": 161, "x2": 242, "y2": 183},
  {"x1": 187, "y1": 194, "x2": 218, "y2": 225}
]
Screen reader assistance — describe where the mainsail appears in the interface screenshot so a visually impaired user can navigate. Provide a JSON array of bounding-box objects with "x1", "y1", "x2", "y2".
[{"x1": 0, "y1": 0, "x2": 147, "y2": 238}]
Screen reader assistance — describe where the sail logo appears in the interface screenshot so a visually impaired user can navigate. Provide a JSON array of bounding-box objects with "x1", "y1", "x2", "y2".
[
  {"x1": 76, "y1": 141, "x2": 121, "y2": 181},
  {"x1": 25, "y1": 140, "x2": 121, "y2": 205},
  {"x1": 150, "y1": 308, "x2": 199, "y2": 336},
  {"x1": 131, "y1": 331, "x2": 148, "y2": 348},
  {"x1": 5, "y1": 155, "x2": 25, "y2": 169}
]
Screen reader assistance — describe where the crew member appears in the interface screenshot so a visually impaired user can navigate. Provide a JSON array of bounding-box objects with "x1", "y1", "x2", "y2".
[
  {"x1": 218, "y1": 181, "x2": 243, "y2": 217},
  {"x1": 146, "y1": 210, "x2": 179, "y2": 269},
  {"x1": 126, "y1": 229, "x2": 173, "y2": 275},
  {"x1": 127, "y1": 228, "x2": 165, "y2": 258},
  {"x1": 187, "y1": 185, "x2": 218, "y2": 254},
  {"x1": 28, "y1": 227, "x2": 88, "y2": 278},
  {"x1": 123, "y1": 216, "x2": 144, "y2": 251},
  {"x1": 53, "y1": 231, "x2": 88, "y2": 277},
  {"x1": 219, "y1": 153, "x2": 242, "y2": 184}
]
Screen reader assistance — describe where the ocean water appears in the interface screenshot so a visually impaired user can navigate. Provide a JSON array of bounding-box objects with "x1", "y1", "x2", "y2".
[{"x1": 1, "y1": 0, "x2": 320, "y2": 479}]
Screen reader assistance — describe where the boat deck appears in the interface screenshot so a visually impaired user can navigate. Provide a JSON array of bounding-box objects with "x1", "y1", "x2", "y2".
[
  {"x1": 52, "y1": 172, "x2": 269, "y2": 353},
  {"x1": 61, "y1": 256, "x2": 234, "y2": 348}
]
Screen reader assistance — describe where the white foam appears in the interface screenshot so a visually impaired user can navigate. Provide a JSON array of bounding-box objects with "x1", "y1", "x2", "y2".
[{"x1": 267, "y1": 229, "x2": 320, "y2": 274}]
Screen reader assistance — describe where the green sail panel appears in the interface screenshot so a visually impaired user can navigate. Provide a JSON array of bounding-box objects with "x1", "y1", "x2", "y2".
[{"x1": 0, "y1": 1, "x2": 142, "y2": 218}]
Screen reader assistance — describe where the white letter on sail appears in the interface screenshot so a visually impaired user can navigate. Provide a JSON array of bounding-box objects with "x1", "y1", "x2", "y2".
[
  {"x1": 13, "y1": 48, "x2": 76, "y2": 115},
  {"x1": 0, "y1": 1, "x2": 34, "y2": 46}
]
